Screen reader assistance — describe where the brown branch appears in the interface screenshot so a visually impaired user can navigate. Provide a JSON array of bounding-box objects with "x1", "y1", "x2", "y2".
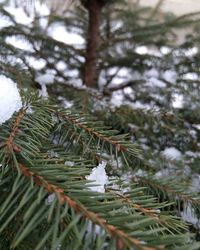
[
  {"x1": 5, "y1": 108, "x2": 27, "y2": 153},
  {"x1": 103, "y1": 80, "x2": 144, "y2": 94},
  {"x1": 18, "y1": 164, "x2": 157, "y2": 250}
]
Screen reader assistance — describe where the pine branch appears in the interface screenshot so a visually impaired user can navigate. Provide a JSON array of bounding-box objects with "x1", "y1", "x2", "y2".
[
  {"x1": 57, "y1": 110, "x2": 140, "y2": 164},
  {"x1": 17, "y1": 163, "x2": 157, "y2": 250},
  {"x1": 133, "y1": 175, "x2": 200, "y2": 211},
  {"x1": 1, "y1": 95, "x2": 197, "y2": 249}
]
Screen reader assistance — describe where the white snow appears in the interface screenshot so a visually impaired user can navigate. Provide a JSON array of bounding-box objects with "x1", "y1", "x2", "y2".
[
  {"x1": 58, "y1": 96, "x2": 73, "y2": 108},
  {"x1": 0, "y1": 14, "x2": 12, "y2": 29},
  {"x1": 48, "y1": 25, "x2": 84, "y2": 47},
  {"x1": 190, "y1": 174, "x2": 200, "y2": 193},
  {"x1": 110, "y1": 90, "x2": 124, "y2": 108},
  {"x1": 0, "y1": 75, "x2": 22, "y2": 125},
  {"x1": 39, "y1": 84, "x2": 48, "y2": 98},
  {"x1": 136, "y1": 46, "x2": 148, "y2": 55},
  {"x1": 6, "y1": 36, "x2": 34, "y2": 52},
  {"x1": 147, "y1": 78, "x2": 166, "y2": 88},
  {"x1": 46, "y1": 193, "x2": 56, "y2": 205},
  {"x1": 56, "y1": 61, "x2": 67, "y2": 71},
  {"x1": 193, "y1": 124, "x2": 200, "y2": 130},
  {"x1": 28, "y1": 57, "x2": 46, "y2": 70},
  {"x1": 182, "y1": 72, "x2": 198, "y2": 81},
  {"x1": 160, "y1": 46, "x2": 171, "y2": 55},
  {"x1": 64, "y1": 161, "x2": 75, "y2": 167},
  {"x1": 36, "y1": 72, "x2": 55, "y2": 85},
  {"x1": 36, "y1": 72, "x2": 55, "y2": 98},
  {"x1": 163, "y1": 70, "x2": 177, "y2": 83},
  {"x1": 184, "y1": 47, "x2": 198, "y2": 57},
  {"x1": 162, "y1": 147, "x2": 182, "y2": 161},
  {"x1": 181, "y1": 203, "x2": 200, "y2": 228},
  {"x1": 86, "y1": 161, "x2": 108, "y2": 193},
  {"x1": 5, "y1": 6, "x2": 33, "y2": 25},
  {"x1": 172, "y1": 93, "x2": 184, "y2": 109}
]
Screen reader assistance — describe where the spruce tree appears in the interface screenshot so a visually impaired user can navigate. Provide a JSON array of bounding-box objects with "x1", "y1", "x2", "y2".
[{"x1": 0, "y1": 0, "x2": 200, "y2": 249}]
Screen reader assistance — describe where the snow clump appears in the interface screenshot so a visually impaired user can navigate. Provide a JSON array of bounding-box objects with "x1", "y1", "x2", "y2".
[
  {"x1": 0, "y1": 75, "x2": 22, "y2": 125},
  {"x1": 162, "y1": 147, "x2": 182, "y2": 161},
  {"x1": 86, "y1": 161, "x2": 108, "y2": 193}
]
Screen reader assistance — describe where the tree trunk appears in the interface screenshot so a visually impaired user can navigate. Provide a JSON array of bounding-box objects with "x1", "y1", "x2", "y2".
[{"x1": 83, "y1": 0, "x2": 104, "y2": 88}]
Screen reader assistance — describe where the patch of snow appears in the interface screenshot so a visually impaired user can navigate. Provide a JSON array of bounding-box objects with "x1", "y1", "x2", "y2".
[
  {"x1": 136, "y1": 46, "x2": 148, "y2": 55},
  {"x1": 123, "y1": 86, "x2": 134, "y2": 95},
  {"x1": 155, "y1": 168, "x2": 173, "y2": 178},
  {"x1": 147, "y1": 78, "x2": 166, "y2": 88},
  {"x1": 6, "y1": 36, "x2": 34, "y2": 52},
  {"x1": 48, "y1": 24, "x2": 84, "y2": 47},
  {"x1": 162, "y1": 147, "x2": 182, "y2": 161},
  {"x1": 34, "y1": 2, "x2": 50, "y2": 16},
  {"x1": 0, "y1": 14, "x2": 13, "y2": 29},
  {"x1": 39, "y1": 84, "x2": 48, "y2": 98},
  {"x1": 58, "y1": 97, "x2": 73, "y2": 108},
  {"x1": 87, "y1": 221, "x2": 102, "y2": 236},
  {"x1": 28, "y1": 57, "x2": 46, "y2": 70},
  {"x1": 46, "y1": 193, "x2": 56, "y2": 205},
  {"x1": 5, "y1": 2, "x2": 50, "y2": 28},
  {"x1": 26, "y1": 105, "x2": 34, "y2": 114},
  {"x1": 110, "y1": 90, "x2": 124, "y2": 108},
  {"x1": 182, "y1": 72, "x2": 198, "y2": 81},
  {"x1": 134, "y1": 169, "x2": 147, "y2": 177},
  {"x1": 64, "y1": 161, "x2": 75, "y2": 167},
  {"x1": 190, "y1": 174, "x2": 200, "y2": 193},
  {"x1": 36, "y1": 72, "x2": 55, "y2": 85},
  {"x1": 181, "y1": 203, "x2": 200, "y2": 229},
  {"x1": 145, "y1": 69, "x2": 159, "y2": 79},
  {"x1": 0, "y1": 75, "x2": 22, "y2": 125},
  {"x1": 193, "y1": 124, "x2": 200, "y2": 130},
  {"x1": 86, "y1": 161, "x2": 108, "y2": 193},
  {"x1": 56, "y1": 61, "x2": 67, "y2": 71},
  {"x1": 185, "y1": 151, "x2": 199, "y2": 158},
  {"x1": 47, "y1": 150, "x2": 59, "y2": 158},
  {"x1": 64, "y1": 69, "x2": 79, "y2": 78},
  {"x1": 172, "y1": 93, "x2": 184, "y2": 109},
  {"x1": 36, "y1": 71, "x2": 55, "y2": 98},
  {"x1": 4, "y1": 6, "x2": 33, "y2": 25},
  {"x1": 162, "y1": 70, "x2": 177, "y2": 83},
  {"x1": 184, "y1": 47, "x2": 198, "y2": 57},
  {"x1": 130, "y1": 101, "x2": 151, "y2": 110},
  {"x1": 160, "y1": 46, "x2": 171, "y2": 55}
]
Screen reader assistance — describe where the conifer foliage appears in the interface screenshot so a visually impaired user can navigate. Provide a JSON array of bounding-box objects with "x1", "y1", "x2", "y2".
[{"x1": 0, "y1": 0, "x2": 200, "y2": 249}]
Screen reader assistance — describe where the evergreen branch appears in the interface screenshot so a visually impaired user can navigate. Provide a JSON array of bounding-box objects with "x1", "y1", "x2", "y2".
[
  {"x1": 18, "y1": 163, "x2": 156, "y2": 250},
  {"x1": 58, "y1": 110, "x2": 140, "y2": 160},
  {"x1": 0, "y1": 96, "x2": 198, "y2": 249},
  {"x1": 106, "y1": 184, "x2": 190, "y2": 236},
  {"x1": 134, "y1": 176, "x2": 200, "y2": 208}
]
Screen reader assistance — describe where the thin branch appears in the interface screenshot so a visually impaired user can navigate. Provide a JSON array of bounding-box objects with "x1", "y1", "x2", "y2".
[
  {"x1": 5, "y1": 108, "x2": 27, "y2": 153},
  {"x1": 134, "y1": 176, "x2": 200, "y2": 206},
  {"x1": 104, "y1": 80, "x2": 144, "y2": 94}
]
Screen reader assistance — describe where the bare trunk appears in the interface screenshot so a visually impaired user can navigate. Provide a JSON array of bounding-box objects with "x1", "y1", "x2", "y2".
[{"x1": 83, "y1": 0, "x2": 103, "y2": 88}]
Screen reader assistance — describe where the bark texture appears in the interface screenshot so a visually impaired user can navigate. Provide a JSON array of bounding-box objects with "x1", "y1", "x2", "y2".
[{"x1": 82, "y1": 0, "x2": 106, "y2": 88}]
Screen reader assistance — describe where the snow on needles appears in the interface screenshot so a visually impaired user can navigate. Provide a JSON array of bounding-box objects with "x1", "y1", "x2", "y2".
[
  {"x1": 0, "y1": 75, "x2": 22, "y2": 125},
  {"x1": 86, "y1": 161, "x2": 108, "y2": 193}
]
